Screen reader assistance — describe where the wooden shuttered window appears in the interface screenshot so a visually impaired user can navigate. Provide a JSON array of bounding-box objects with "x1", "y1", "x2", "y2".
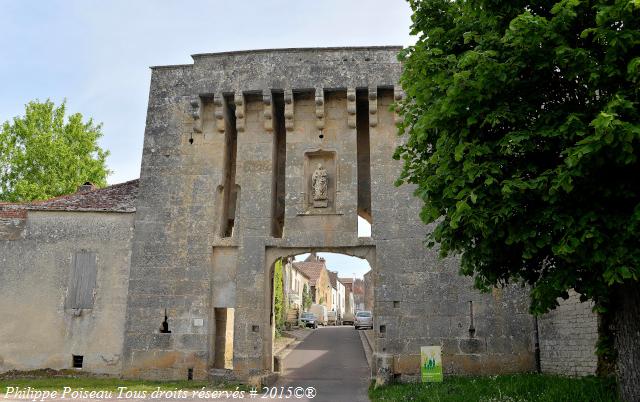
[{"x1": 66, "y1": 251, "x2": 97, "y2": 309}]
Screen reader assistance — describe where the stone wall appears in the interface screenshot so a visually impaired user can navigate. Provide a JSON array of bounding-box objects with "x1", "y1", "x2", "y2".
[
  {"x1": 363, "y1": 270, "x2": 373, "y2": 311},
  {"x1": 538, "y1": 290, "x2": 599, "y2": 376},
  {"x1": 369, "y1": 90, "x2": 535, "y2": 380},
  {"x1": 0, "y1": 48, "x2": 598, "y2": 382},
  {"x1": 125, "y1": 47, "x2": 536, "y2": 382},
  {"x1": 0, "y1": 211, "x2": 133, "y2": 375},
  {"x1": 0, "y1": 207, "x2": 27, "y2": 240}
]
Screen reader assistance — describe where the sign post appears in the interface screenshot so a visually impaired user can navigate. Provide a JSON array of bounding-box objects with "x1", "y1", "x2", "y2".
[{"x1": 420, "y1": 346, "x2": 443, "y2": 382}]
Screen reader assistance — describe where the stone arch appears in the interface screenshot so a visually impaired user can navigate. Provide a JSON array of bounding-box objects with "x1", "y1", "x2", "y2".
[
  {"x1": 122, "y1": 47, "x2": 537, "y2": 383},
  {"x1": 262, "y1": 246, "x2": 376, "y2": 371}
]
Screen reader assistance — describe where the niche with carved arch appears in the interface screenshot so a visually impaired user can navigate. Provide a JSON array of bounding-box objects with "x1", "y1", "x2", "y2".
[{"x1": 303, "y1": 150, "x2": 336, "y2": 213}]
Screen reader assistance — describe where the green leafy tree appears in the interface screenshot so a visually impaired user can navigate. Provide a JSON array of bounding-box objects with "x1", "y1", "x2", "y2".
[
  {"x1": 302, "y1": 284, "x2": 312, "y2": 311},
  {"x1": 0, "y1": 99, "x2": 110, "y2": 201},
  {"x1": 396, "y1": 0, "x2": 639, "y2": 399}
]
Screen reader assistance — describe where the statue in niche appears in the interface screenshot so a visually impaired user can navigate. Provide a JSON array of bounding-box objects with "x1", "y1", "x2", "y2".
[{"x1": 312, "y1": 163, "x2": 328, "y2": 208}]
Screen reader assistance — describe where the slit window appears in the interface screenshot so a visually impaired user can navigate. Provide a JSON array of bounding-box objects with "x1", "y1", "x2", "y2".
[{"x1": 220, "y1": 95, "x2": 238, "y2": 238}]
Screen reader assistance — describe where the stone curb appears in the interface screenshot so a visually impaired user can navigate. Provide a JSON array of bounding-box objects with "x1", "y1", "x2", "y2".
[{"x1": 359, "y1": 330, "x2": 373, "y2": 371}]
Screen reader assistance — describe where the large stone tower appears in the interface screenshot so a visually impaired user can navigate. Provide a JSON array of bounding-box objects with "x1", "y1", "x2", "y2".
[{"x1": 123, "y1": 47, "x2": 535, "y2": 382}]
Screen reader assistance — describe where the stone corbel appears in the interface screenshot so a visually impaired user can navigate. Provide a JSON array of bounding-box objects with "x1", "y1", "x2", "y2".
[
  {"x1": 190, "y1": 97, "x2": 202, "y2": 133},
  {"x1": 263, "y1": 90, "x2": 273, "y2": 132},
  {"x1": 315, "y1": 88, "x2": 325, "y2": 131},
  {"x1": 234, "y1": 91, "x2": 245, "y2": 132},
  {"x1": 284, "y1": 89, "x2": 294, "y2": 132},
  {"x1": 347, "y1": 88, "x2": 356, "y2": 129},
  {"x1": 214, "y1": 93, "x2": 225, "y2": 133},
  {"x1": 394, "y1": 86, "x2": 405, "y2": 125},
  {"x1": 368, "y1": 86, "x2": 378, "y2": 127}
]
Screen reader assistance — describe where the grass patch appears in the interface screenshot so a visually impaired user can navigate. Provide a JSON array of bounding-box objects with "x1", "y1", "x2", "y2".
[{"x1": 369, "y1": 374, "x2": 619, "y2": 402}]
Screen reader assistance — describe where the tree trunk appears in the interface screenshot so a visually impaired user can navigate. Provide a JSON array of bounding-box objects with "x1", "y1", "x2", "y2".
[
  {"x1": 597, "y1": 308, "x2": 616, "y2": 377},
  {"x1": 614, "y1": 280, "x2": 640, "y2": 401}
]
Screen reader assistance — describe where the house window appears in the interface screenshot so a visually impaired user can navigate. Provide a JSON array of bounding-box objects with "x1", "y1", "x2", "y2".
[{"x1": 66, "y1": 251, "x2": 97, "y2": 309}]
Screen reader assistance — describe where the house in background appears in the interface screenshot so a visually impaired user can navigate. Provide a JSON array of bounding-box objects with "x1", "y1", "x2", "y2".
[
  {"x1": 363, "y1": 270, "x2": 374, "y2": 311},
  {"x1": 328, "y1": 271, "x2": 346, "y2": 319},
  {"x1": 352, "y1": 278, "x2": 365, "y2": 311},
  {"x1": 283, "y1": 258, "x2": 310, "y2": 311},
  {"x1": 293, "y1": 253, "x2": 332, "y2": 310},
  {"x1": 338, "y1": 277, "x2": 355, "y2": 315}
]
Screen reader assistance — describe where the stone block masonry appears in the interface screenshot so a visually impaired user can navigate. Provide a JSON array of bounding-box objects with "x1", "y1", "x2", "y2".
[
  {"x1": 538, "y1": 290, "x2": 599, "y2": 376},
  {"x1": 124, "y1": 47, "x2": 536, "y2": 383},
  {"x1": 0, "y1": 48, "x2": 598, "y2": 383}
]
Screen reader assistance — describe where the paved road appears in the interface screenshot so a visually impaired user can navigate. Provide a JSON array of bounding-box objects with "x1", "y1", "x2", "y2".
[
  {"x1": 1, "y1": 327, "x2": 370, "y2": 402},
  {"x1": 276, "y1": 326, "x2": 370, "y2": 402}
]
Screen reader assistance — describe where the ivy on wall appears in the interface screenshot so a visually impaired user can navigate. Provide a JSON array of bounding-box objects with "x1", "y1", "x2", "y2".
[{"x1": 274, "y1": 258, "x2": 285, "y2": 331}]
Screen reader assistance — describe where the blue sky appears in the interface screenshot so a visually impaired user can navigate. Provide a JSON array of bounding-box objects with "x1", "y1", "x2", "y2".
[
  {"x1": 295, "y1": 252, "x2": 371, "y2": 279},
  {"x1": 1, "y1": 0, "x2": 413, "y2": 277}
]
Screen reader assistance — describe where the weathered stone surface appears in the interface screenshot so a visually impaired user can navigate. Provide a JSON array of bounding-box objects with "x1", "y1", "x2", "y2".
[
  {"x1": 124, "y1": 47, "x2": 536, "y2": 382},
  {"x1": 538, "y1": 290, "x2": 598, "y2": 376},
  {"x1": 0, "y1": 211, "x2": 134, "y2": 375},
  {"x1": 3, "y1": 47, "x2": 597, "y2": 384}
]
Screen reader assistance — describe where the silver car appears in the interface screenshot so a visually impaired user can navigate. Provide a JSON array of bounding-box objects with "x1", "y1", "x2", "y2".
[{"x1": 354, "y1": 310, "x2": 373, "y2": 330}]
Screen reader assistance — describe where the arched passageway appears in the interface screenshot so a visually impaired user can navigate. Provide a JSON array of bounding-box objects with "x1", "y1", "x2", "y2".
[{"x1": 264, "y1": 249, "x2": 374, "y2": 372}]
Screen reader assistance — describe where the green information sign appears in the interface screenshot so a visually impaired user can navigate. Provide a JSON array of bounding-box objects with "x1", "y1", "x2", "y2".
[{"x1": 420, "y1": 346, "x2": 443, "y2": 382}]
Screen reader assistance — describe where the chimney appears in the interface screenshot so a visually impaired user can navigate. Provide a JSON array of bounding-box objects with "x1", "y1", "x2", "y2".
[{"x1": 77, "y1": 182, "x2": 96, "y2": 193}]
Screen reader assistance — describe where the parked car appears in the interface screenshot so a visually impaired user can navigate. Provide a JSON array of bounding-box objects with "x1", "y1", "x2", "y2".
[
  {"x1": 327, "y1": 311, "x2": 339, "y2": 326},
  {"x1": 342, "y1": 311, "x2": 355, "y2": 326},
  {"x1": 300, "y1": 312, "x2": 318, "y2": 329},
  {"x1": 354, "y1": 310, "x2": 373, "y2": 330},
  {"x1": 309, "y1": 304, "x2": 328, "y2": 326}
]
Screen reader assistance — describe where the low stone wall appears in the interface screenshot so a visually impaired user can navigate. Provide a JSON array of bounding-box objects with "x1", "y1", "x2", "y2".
[
  {"x1": 538, "y1": 290, "x2": 598, "y2": 376},
  {"x1": 0, "y1": 210, "x2": 134, "y2": 375}
]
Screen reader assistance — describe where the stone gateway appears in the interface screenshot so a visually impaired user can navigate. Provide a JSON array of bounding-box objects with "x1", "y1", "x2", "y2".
[{"x1": 0, "y1": 47, "x2": 598, "y2": 384}]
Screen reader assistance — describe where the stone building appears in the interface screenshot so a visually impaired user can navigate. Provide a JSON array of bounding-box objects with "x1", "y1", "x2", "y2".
[
  {"x1": 338, "y1": 277, "x2": 356, "y2": 315},
  {"x1": 0, "y1": 47, "x2": 600, "y2": 383},
  {"x1": 0, "y1": 180, "x2": 138, "y2": 375},
  {"x1": 327, "y1": 270, "x2": 346, "y2": 318},
  {"x1": 363, "y1": 270, "x2": 374, "y2": 311},
  {"x1": 119, "y1": 46, "x2": 538, "y2": 382},
  {"x1": 282, "y1": 258, "x2": 310, "y2": 311},
  {"x1": 294, "y1": 254, "x2": 332, "y2": 309},
  {"x1": 352, "y1": 278, "x2": 366, "y2": 311}
]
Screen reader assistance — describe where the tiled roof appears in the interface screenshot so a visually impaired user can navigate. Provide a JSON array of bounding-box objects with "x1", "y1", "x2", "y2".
[
  {"x1": 0, "y1": 180, "x2": 139, "y2": 213},
  {"x1": 338, "y1": 277, "x2": 353, "y2": 285},
  {"x1": 290, "y1": 263, "x2": 311, "y2": 280},
  {"x1": 293, "y1": 261, "x2": 326, "y2": 286}
]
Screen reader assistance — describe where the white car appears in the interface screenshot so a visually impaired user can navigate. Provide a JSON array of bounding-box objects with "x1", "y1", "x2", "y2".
[
  {"x1": 342, "y1": 312, "x2": 355, "y2": 326},
  {"x1": 354, "y1": 310, "x2": 373, "y2": 330}
]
